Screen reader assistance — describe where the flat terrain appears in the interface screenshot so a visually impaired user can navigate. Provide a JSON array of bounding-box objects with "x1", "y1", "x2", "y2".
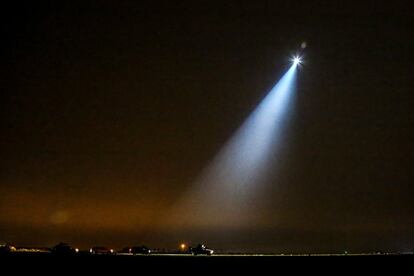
[
  {"x1": 2, "y1": 251, "x2": 411, "y2": 257},
  {"x1": 2, "y1": 251, "x2": 411, "y2": 272}
]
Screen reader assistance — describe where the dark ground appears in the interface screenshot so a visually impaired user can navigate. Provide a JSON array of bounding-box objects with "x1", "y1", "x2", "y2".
[{"x1": 1, "y1": 251, "x2": 413, "y2": 273}]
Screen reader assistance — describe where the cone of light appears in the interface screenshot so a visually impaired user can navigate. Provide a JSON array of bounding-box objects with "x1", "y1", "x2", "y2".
[{"x1": 168, "y1": 62, "x2": 299, "y2": 229}]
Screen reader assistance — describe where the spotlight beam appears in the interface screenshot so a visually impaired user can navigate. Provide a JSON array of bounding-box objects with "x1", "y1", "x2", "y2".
[
  {"x1": 168, "y1": 62, "x2": 299, "y2": 228},
  {"x1": 208, "y1": 63, "x2": 298, "y2": 189}
]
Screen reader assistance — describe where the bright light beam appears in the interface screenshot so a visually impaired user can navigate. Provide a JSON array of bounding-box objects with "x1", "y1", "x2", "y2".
[
  {"x1": 205, "y1": 63, "x2": 298, "y2": 190},
  {"x1": 167, "y1": 62, "x2": 299, "y2": 228}
]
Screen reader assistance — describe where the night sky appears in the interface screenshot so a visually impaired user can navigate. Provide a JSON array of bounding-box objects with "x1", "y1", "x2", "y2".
[{"x1": 1, "y1": 0, "x2": 413, "y2": 252}]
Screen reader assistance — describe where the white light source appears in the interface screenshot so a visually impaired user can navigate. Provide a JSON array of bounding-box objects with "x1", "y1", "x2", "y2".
[{"x1": 292, "y1": 56, "x2": 302, "y2": 66}]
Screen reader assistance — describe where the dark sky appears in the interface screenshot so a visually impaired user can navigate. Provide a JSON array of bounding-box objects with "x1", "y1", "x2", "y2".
[{"x1": 1, "y1": 0, "x2": 413, "y2": 252}]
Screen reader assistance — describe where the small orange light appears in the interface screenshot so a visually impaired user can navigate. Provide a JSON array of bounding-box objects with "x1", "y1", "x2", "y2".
[{"x1": 180, "y1": 243, "x2": 186, "y2": 250}]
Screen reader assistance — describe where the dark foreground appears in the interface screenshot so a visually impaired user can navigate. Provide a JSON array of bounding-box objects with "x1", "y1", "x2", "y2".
[{"x1": 2, "y1": 251, "x2": 412, "y2": 273}]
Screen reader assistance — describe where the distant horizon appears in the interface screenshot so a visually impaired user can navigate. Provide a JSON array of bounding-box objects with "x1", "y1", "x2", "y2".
[{"x1": 2, "y1": 225, "x2": 412, "y2": 253}]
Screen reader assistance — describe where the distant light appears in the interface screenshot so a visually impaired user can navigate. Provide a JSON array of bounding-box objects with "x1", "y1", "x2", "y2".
[
  {"x1": 301, "y1": 42, "x2": 307, "y2": 49},
  {"x1": 292, "y1": 56, "x2": 302, "y2": 66},
  {"x1": 180, "y1": 243, "x2": 187, "y2": 250},
  {"x1": 75, "y1": 248, "x2": 79, "y2": 253}
]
